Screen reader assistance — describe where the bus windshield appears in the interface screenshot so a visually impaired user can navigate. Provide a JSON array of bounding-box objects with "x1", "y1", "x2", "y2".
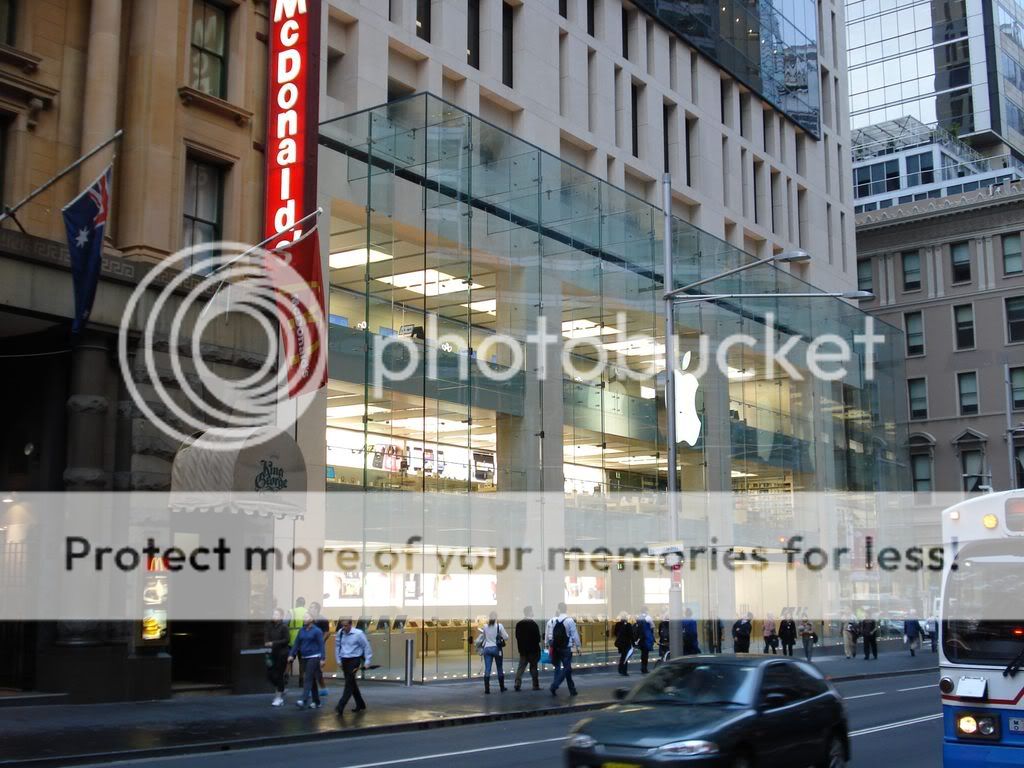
[{"x1": 943, "y1": 540, "x2": 1024, "y2": 665}]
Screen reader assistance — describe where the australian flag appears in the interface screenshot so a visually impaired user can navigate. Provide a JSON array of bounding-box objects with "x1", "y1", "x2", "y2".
[{"x1": 63, "y1": 165, "x2": 112, "y2": 334}]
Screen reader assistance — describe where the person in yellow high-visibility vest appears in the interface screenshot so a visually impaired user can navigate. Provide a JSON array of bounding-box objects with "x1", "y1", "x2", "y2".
[{"x1": 287, "y1": 597, "x2": 306, "y2": 684}]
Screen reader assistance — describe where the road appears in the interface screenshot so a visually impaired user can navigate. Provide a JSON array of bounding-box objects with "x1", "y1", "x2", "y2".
[{"x1": 82, "y1": 670, "x2": 941, "y2": 767}]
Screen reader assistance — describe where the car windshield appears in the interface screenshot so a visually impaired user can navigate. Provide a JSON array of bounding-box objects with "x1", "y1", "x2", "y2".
[
  {"x1": 943, "y1": 541, "x2": 1024, "y2": 665},
  {"x1": 628, "y1": 663, "x2": 753, "y2": 705}
]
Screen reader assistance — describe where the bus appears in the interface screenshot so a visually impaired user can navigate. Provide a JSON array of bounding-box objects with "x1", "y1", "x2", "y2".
[{"x1": 940, "y1": 491, "x2": 1024, "y2": 766}]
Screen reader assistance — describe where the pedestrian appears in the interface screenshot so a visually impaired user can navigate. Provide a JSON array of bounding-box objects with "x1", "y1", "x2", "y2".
[
  {"x1": 713, "y1": 618, "x2": 724, "y2": 654},
  {"x1": 308, "y1": 601, "x2": 331, "y2": 697},
  {"x1": 762, "y1": 613, "x2": 778, "y2": 654},
  {"x1": 635, "y1": 606, "x2": 655, "y2": 673},
  {"x1": 514, "y1": 606, "x2": 542, "y2": 691},
  {"x1": 904, "y1": 611, "x2": 923, "y2": 657},
  {"x1": 927, "y1": 615, "x2": 938, "y2": 652},
  {"x1": 843, "y1": 616, "x2": 860, "y2": 659},
  {"x1": 778, "y1": 611, "x2": 797, "y2": 657},
  {"x1": 288, "y1": 596, "x2": 306, "y2": 684},
  {"x1": 613, "y1": 612, "x2": 634, "y2": 676},
  {"x1": 546, "y1": 602, "x2": 581, "y2": 696},
  {"x1": 264, "y1": 607, "x2": 290, "y2": 707},
  {"x1": 799, "y1": 613, "x2": 816, "y2": 661},
  {"x1": 861, "y1": 613, "x2": 879, "y2": 660},
  {"x1": 657, "y1": 612, "x2": 670, "y2": 662},
  {"x1": 288, "y1": 612, "x2": 324, "y2": 709},
  {"x1": 334, "y1": 617, "x2": 372, "y2": 715},
  {"x1": 732, "y1": 612, "x2": 753, "y2": 653},
  {"x1": 475, "y1": 611, "x2": 509, "y2": 694},
  {"x1": 682, "y1": 608, "x2": 701, "y2": 655}
]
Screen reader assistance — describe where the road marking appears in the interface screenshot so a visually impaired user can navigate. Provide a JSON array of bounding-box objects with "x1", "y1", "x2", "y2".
[
  {"x1": 341, "y1": 736, "x2": 567, "y2": 768},
  {"x1": 851, "y1": 713, "x2": 943, "y2": 736},
  {"x1": 845, "y1": 692, "x2": 886, "y2": 700},
  {"x1": 898, "y1": 684, "x2": 936, "y2": 692}
]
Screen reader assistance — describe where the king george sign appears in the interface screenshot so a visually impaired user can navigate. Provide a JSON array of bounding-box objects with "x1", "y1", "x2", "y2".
[{"x1": 264, "y1": 0, "x2": 326, "y2": 397}]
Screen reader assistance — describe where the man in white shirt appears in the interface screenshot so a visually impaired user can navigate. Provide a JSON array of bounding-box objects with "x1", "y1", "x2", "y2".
[
  {"x1": 334, "y1": 618, "x2": 373, "y2": 715},
  {"x1": 545, "y1": 602, "x2": 581, "y2": 696}
]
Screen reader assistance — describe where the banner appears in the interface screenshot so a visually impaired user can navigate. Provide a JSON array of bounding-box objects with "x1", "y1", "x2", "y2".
[{"x1": 264, "y1": 0, "x2": 325, "y2": 396}]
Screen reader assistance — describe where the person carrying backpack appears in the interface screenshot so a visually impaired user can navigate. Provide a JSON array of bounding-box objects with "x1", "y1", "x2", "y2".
[
  {"x1": 635, "y1": 606, "x2": 655, "y2": 673},
  {"x1": 545, "y1": 602, "x2": 580, "y2": 697}
]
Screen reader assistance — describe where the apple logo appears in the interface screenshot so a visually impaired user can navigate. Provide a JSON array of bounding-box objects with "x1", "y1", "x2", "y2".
[{"x1": 674, "y1": 350, "x2": 701, "y2": 446}]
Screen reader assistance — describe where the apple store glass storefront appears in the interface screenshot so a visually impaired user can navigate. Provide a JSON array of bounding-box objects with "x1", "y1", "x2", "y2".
[{"x1": 315, "y1": 94, "x2": 907, "y2": 680}]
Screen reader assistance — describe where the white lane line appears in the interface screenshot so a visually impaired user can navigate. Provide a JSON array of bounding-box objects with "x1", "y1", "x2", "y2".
[
  {"x1": 851, "y1": 713, "x2": 943, "y2": 737},
  {"x1": 898, "y1": 684, "x2": 935, "y2": 692},
  {"x1": 341, "y1": 736, "x2": 567, "y2": 768},
  {"x1": 845, "y1": 692, "x2": 886, "y2": 700}
]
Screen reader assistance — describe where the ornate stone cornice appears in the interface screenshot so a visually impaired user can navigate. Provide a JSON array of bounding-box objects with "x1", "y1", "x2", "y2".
[{"x1": 856, "y1": 181, "x2": 1024, "y2": 232}]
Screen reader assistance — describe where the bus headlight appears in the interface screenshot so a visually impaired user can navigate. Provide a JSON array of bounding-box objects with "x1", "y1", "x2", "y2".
[
  {"x1": 957, "y1": 715, "x2": 977, "y2": 735},
  {"x1": 956, "y1": 713, "x2": 999, "y2": 739},
  {"x1": 982, "y1": 513, "x2": 999, "y2": 530}
]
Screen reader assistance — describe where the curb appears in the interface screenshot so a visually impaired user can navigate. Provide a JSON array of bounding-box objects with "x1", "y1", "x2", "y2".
[{"x1": 0, "y1": 665, "x2": 939, "y2": 768}]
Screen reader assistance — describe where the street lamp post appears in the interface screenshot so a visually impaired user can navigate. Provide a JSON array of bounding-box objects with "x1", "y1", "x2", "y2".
[{"x1": 659, "y1": 180, "x2": 872, "y2": 657}]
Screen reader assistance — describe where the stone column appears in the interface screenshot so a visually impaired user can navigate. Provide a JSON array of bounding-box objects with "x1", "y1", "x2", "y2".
[
  {"x1": 79, "y1": 0, "x2": 123, "y2": 186},
  {"x1": 64, "y1": 335, "x2": 112, "y2": 491}
]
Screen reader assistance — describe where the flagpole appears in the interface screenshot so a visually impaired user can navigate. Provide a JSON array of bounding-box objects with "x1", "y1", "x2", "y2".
[{"x1": 0, "y1": 129, "x2": 123, "y2": 226}]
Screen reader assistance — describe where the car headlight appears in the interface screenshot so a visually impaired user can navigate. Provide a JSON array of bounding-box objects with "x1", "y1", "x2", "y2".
[
  {"x1": 657, "y1": 740, "x2": 719, "y2": 756},
  {"x1": 956, "y1": 713, "x2": 999, "y2": 739},
  {"x1": 567, "y1": 733, "x2": 597, "y2": 749}
]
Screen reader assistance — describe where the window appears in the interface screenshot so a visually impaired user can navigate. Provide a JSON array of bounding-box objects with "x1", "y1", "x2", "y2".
[
  {"x1": 853, "y1": 159, "x2": 900, "y2": 198},
  {"x1": 961, "y1": 449, "x2": 985, "y2": 493},
  {"x1": 951, "y1": 242, "x2": 971, "y2": 283},
  {"x1": 190, "y1": 0, "x2": 228, "y2": 99},
  {"x1": 957, "y1": 372, "x2": 979, "y2": 415},
  {"x1": 621, "y1": 7, "x2": 629, "y2": 59},
  {"x1": 905, "y1": 311, "x2": 924, "y2": 355},
  {"x1": 902, "y1": 251, "x2": 921, "y2": 291},
  {"x1": 906, "y1": 152, "x2": 935, "y2": 186},
  {"x1": 467, "y1": 0, "x2": 480, "y2": 68},
  {"x1": 416, "y1": 0, "x2": 431, "y2": 42},
  {"x1": 908, "y1": 378, "x2": 927, "y2": 420},
  {"x1": 1016, "y1": 444, "x2": 1024, "y2": 489},
  {"x1": 1012, "y1": 367, "x2": 1024, "y2": 410},
  {"x1": 1004, "y1": 234, "x2": 1022, "y2": 275},
  {"x1": 559, "y1": 0, "x2": 568, "y2": 18},
  {"x1": 502, "y1": 2, "x2": 513, "y2": 87},
  {"x1": 954, "y1": 304, "x2": 975, "y2": 349},
  {"x1": 911, "y1": 454, "x2": 932, "y2": 492},
  {"x1": 182, "y1": 156, "x2": 224, "y2": 273},
  {"x1": 631, "y1": 82, "x2": 640, "y2": 158},
  {"x1": 857, "y1": 260, "x2": 872, "y2": 292},
  {"x1": 587, "y1": 0, "x2": 596, "y2": 36},
  {"x1": 1008, "y1": 297, "x2": 1024, "y2": 342},
  {"x1": 0, "y1": 0, "x2": 14, "y2": 45}
]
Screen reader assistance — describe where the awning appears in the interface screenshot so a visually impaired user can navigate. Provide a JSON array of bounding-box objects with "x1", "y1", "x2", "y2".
[{"x1": 170, "y1": 427, "x2": 307, "y2": 519}]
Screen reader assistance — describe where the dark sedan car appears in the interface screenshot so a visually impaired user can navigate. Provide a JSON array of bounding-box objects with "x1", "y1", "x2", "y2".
[{"x1": 565, "y1": 655, "x2": 848, "y2": 767}]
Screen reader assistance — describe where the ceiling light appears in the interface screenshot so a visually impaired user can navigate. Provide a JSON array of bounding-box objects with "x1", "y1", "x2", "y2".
[
  {"x1": 730, "y1": 470, "x2": 758, "y2": 478},
  {"x1": 326, "y1": 404, "x2": 388, "y2": 419},
  {"x1": 640, "y1": 386, "x2": 657, "y2": 399},
  {"x1": 387, "y1": 417, "x2": 478, "y2": 433},
  {"x1": 329, "y1": 248, "x2": 393, "y2": 269},
  {"x1": 564, "y1": 445, "x2": 623, "y2": 458},
  {"x1": 603, "y1": 338, "x2": 666, "y2": 356},
  {"x1": 727, "y1": 366, "x2": 755, "y2": 380},
  {"x1": 1, "y1": 495, "x2": 13, "y2": 503},
  {"x1": 377, "y1": 269, "x2": 483, "y2": 296},
  {"x1": 461, "y1": 299, "x2": 497, "y2": 315},
  {"x1": 561, "y1": 319, "x2": 620, "y2": 339}
]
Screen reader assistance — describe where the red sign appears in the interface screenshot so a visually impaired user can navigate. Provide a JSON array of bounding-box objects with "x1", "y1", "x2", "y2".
[{"x1": 264, "y1": 0, "x2": 326, "y2": 396}]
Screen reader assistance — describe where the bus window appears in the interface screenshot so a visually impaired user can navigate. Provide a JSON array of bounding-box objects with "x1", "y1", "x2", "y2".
[{"x1": 942, "y1": 540, "x2": 1024, "y2": 665}]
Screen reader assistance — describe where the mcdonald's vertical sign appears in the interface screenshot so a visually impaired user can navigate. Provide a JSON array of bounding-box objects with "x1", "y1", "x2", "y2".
[{"x1": 265, "y1": 0, "x2": 326, "y2": 396}]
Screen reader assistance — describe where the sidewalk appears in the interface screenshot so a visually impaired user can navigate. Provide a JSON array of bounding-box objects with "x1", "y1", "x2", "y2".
[{"x1": 0, "y1": 651, "x2": 938, "y2": 768}]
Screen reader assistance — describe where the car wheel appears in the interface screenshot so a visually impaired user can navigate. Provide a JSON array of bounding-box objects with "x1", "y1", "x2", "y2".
[{"x1": 821, "y1": 735, "x2": 846, "y2": 768}]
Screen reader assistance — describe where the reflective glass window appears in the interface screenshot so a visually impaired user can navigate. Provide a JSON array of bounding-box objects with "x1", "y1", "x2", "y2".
[
  {"x1": 951, "y1": 242, "x2": 971, "y2": 283},
  {"x1": 908, "y1": 378, "x2": 927, "y2": 419},
  {"x1": 905, "y1": 311, "x2": 924, "y2": 355},
  {"x1": 954, "y1": 304, "x2": 974, "y2": 349},
  {"x1": 957, "y1": 371, "x2": 978, "y2": 415},
  {"x1": 1008, "y1": 297, "x2": 1024, "y2": 342},
  {"x1": 1004, "y1": 234, "x2": 1022, "y2": 275},
  {"x1": 902, "y1": 251, "x2": 921, "y2": 291}
]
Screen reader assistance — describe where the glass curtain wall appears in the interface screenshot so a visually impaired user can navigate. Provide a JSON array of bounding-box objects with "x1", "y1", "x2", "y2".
[{"x1": 316, "y1": 94, "x2": 907, "y2": 681}]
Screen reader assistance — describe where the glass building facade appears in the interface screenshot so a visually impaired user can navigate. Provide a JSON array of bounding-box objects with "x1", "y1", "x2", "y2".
[
  {"x1": 635, "y1": 0, "x2": 822, "y2": 135},
  {"x1": 312, "y1": 94, "x2": 908, "y2": 680},
  {"x1": 997, "y1": 0, "x2": 1024, "y2": 149}
]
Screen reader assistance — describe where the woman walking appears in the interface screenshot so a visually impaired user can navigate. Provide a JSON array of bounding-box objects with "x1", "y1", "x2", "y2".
[
  {"x1": 476, "y1": 612, "x2": 509, "y2": 693},
  {"x1": 614, "y1": 613, "x2": 634, "y2": 675},
  {"x1": 778, "y1": 611, "x2": 797, "y2": 657},
  {"x1": 799, "y1": 613, "x2": 816, "y2": 662},
  {"x1": 762, "y1": 613, "x2": 778, "y2": 654}
]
